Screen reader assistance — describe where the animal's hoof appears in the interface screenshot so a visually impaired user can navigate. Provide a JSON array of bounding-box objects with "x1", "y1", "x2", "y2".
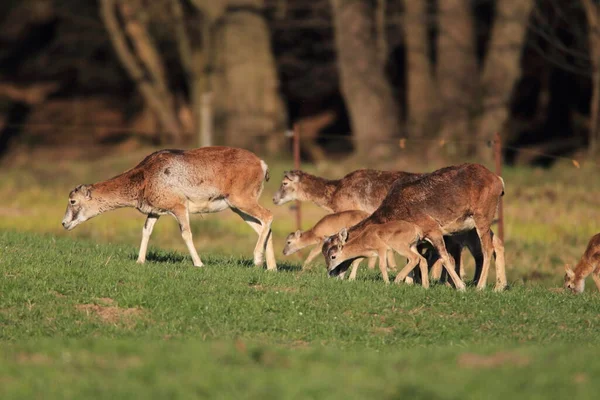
[
  {"x1": 404, "y1": 277, "x2": 414, "y2": 285},
  {"x1": 493, "y1": 285, "x2": 506, "y2": 292},
  {"x1": 136, "y1": 259, "x2": 145, "y2": 264},
  {"x1": 456, "y1": 284, "x2": 467, "y2": 292},
  {"x1": 254, "y1": 257, "x2": 264, "y2": 266}
]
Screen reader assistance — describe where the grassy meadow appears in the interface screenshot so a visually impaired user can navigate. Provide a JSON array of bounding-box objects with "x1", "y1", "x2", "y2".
[{"x1": 1, "y1": 147, "x2": 600, "y2": 398}]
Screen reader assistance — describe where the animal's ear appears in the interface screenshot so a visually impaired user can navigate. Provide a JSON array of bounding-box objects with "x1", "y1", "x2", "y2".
[
  {"x1": 75, "y1": 184, "x2": 92, "y2": 200},
  {"x1": 338, "y1": 228, "x2": 348, "y2": 245},
  {"x1": 81, "y1": 184, "x2": 92, "y2": 200},
  {"x1": 565, "y1": 264, "x2": 575, "y2": 278},
  {"x1": 294, "y1": 230, "x2": 302, "y2": 238},
  {"x1": 285, "y1": 171, "x2": 300, "y2": 182}
]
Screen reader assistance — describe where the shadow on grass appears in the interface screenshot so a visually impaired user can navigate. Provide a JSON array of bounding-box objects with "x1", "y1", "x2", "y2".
[
  {"x1": 128, "y1": 251, "x2": 186, "y2": 263},
  {"x1": 234, "y1": 258, "x2": 302, "y2": 273}
]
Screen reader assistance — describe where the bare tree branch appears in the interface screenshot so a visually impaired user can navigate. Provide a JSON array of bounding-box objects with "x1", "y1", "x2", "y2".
[{"x1": 99, "y1": 0, "x2": 182, "y2": 141}]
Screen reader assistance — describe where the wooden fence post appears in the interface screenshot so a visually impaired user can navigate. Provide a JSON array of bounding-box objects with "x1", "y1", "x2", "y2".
[
  {"x1": 494, "y1": 132, "x2": 504, "y2": 243},
  {"x1": 293, "y1": 122, "x2": 302, "y2": 231}
]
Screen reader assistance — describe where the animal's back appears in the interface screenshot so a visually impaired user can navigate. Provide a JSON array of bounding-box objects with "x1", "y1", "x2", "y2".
[
  {"x1": 313, "y1": 210, "x2": 370, "y2": 236},
  {"x1": 138, "y1": 147, "x2": 264, "y2": 188},
  {"x1": 365, "y1": 164, "x2": 502, "y2": 226},
  {"x1": 132, "y1": 147, "x2": 267, "y2": 214},
  {"x1": 333, "y1": 169, "x2": 421, "y2": 213}
]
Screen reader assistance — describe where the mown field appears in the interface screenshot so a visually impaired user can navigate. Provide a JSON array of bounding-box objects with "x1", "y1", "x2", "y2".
[{"x1": 2, "y1": 148, "x2": 600, "y2": 398}]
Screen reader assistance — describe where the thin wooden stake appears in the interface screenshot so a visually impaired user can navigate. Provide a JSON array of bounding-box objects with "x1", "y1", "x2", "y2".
[
  {"x1": 293, "y1": 123, "x2": 302, "y2": 231},
  {"x1": 494, "y1": 132, "x2": 504, "y2": 243}
]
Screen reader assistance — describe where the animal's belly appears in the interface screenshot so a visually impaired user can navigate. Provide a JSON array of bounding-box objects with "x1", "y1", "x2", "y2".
[
  {"x1": 440, "y1": 216, "x2": 476, "y2": 235},
  {"x1": 188, "y1": 198, "x2": 230, "y2": 214}
]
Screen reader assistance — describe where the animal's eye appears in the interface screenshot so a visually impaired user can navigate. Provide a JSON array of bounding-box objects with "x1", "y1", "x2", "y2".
[
  {"x1": 283, "y1": 182, "x2": 288, "y2": 186},
  {"x1": 70, "y1": 199, "x2": 77, "y2": 205}
]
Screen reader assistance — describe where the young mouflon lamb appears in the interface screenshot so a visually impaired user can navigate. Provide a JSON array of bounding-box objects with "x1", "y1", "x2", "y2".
[{"x1": 283, "y1": 210, "x2": 377, "y2": 279}]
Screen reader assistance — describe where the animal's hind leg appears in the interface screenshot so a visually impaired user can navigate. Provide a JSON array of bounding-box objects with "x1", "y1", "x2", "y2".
[
  {"x1": 137, "y1": 214, "x2": 159, "y2": 264},
  {"x1": 427, "y1": 232, "x2": 466, "y2": 291},
  {"x1": 171, "y1": 207, "x2": 203, "y2": 267},
  {"x1": 492, "y1": 232, "x2": 507, "y2": 291},
  {"x1": 474, "y1": 223, "x2": 494, "y2": 291},
  {"x1": 392, "y1": 244, "x2": 427, "y2": 288},
  {"x1": 230, "y1": 204, "x2": 276, "y2": 271}
]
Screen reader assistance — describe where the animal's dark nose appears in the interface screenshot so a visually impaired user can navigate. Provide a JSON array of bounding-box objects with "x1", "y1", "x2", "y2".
[{"x1": 62, "y1": 221, "x2": 66, "y2": 228}]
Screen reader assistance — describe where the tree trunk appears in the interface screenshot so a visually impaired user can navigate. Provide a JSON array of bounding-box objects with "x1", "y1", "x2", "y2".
[
  {"x1": 403, "y1": 0, "x2": 436, "y2": 139},
  {"x1": 330, "y1": 0, "x2": 401, "y2": 156},
  {"x1": 210, "y1": 0, "x2": 287, "y2": 151},
  {"x1": 100, "y1": 0, "x2": 183, "y2": 143},
  {"x1": 437, "y1": 0, "x2": 477, "y2": 147},
  {"x1": 474, "y1": 0, "x2": 534, "y2": 158},
  {"x1": 582, "y1": 0, "x2": 600, "y2": 156}
]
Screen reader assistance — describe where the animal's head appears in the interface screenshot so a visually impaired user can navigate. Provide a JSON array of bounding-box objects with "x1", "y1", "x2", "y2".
[
  {"x1": 62, "y1": 184, "x2": 100, "y2": 230},
  {"x1": 322, "y1": 228, "x2": 355, "y2": 277},
  {"x1": 564, "y1": 264, "x2": 585, "y2": 294},
  {"x1": 273, "y1": 171, "x2": 301, "y2": 205},
  {"x1": 283, "y1": 230, "x2": 304, "y2": 256}
]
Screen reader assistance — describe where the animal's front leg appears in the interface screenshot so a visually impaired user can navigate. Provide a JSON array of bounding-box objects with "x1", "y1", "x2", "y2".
[
  {"x1": 592, "y1": 271, "x2": 600, "y2": 292},
  {"x1": 348, "y1": 259, "x2": 362, "y2": 281},
  {"x1": 302, "y1": 246, "x2": 323, "y2": 270},
  {"x1": 377, "y1": 249, "x2": 390, "y2": 284},
  {"x1": 137, "y1": 214, "x2": 159, "y2": 264},
  {"x1": 428, "y1": 233, "x2": 466, "y2": 291}
]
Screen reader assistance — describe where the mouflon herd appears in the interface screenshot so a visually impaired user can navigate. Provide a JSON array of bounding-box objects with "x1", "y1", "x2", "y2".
[{"x1": 61, "y1": 146, "x2": 597, "y2": 293}]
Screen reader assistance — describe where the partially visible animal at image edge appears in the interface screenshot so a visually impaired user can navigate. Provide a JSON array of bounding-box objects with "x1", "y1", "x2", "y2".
[
  {"x1": 61, "y1": 147, "x2": 277, "y2": 270},
  {"x1": 564, "y1": 232, "x2": 600, "y2": 293}
]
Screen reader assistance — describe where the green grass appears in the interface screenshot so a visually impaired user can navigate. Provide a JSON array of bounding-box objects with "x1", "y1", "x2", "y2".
[
  {"x1": 2, "y1": 231, "x2": 600, "y2": 398},
  {"x1": 3, "y1": 150, "x2": 600, "y2": 397}
]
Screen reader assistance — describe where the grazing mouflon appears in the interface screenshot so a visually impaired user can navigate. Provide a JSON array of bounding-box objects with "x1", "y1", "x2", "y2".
[
  {"x1": 564, "y1": 233, "x2": 600, "y2": 293},
  {"x1": 323, "y1": 163, "x2": 506, "y2": 291},
  {"x1": 283, "y1": 209, "x2": 377, "y2": 279}
]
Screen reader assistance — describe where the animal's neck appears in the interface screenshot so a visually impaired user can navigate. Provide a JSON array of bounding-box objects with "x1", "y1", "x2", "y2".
[
  {"x1": 297, "y1": 174, "x2": 339, "y2": 212},
  {"x1": 574, "y1": 260, "x2": 593, "y2": 280},
  {"x1": 91, "y1": 171, "x2": 141, "y2": 211},
  {"x1": 300, "y1": 230, "x2": 320, "y2": 246}
]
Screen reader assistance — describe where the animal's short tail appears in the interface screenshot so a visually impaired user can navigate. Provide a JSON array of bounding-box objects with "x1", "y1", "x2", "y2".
[
  {"x1": 498, "y1": 176, "x2": 505, "y2": 196},
  {"x1": 260, "y1": 160, "x2": 270, "y2": 182}
]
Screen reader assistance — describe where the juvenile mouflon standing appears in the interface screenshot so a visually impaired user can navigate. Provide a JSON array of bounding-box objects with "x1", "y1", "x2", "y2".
[
  {"x1": 564, "y1": 233, "x2": 600, "y2": 293},
  {"x1": 62, "y1": 147, "x2": 277, "y2": 270}
]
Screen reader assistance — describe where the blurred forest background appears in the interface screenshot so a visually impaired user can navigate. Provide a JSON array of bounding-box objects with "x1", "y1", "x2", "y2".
[{"x1": 0, "y1": 0, "x2": 598, "y2": 165}]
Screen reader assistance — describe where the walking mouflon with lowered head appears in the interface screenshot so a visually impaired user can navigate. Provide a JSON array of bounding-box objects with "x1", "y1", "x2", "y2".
[
  {"x1": 61, "y1": 147, "x2": 277, "y2": 270},
  {"x1": 322, "y1": 163, "x2": 506, "y2": 291},
  {"x1": 564, "y1": 233, "x2": 600, "y2": 293},
  {"x1": 283, "y1": 209, "x2": 378, "y2": 279}
]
